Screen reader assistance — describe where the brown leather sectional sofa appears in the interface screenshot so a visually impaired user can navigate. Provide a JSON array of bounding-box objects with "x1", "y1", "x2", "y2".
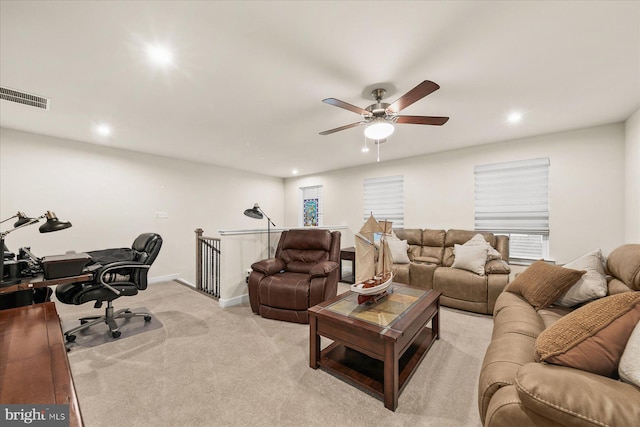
[
  {"x1": 392, "y1": 229, "x2": 511, "y2": 314},
  {"x1": 478, "y1": 244, "x2": 640, "y2": 427}
]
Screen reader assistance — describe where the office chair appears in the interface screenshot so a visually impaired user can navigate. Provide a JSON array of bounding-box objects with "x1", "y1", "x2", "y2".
[
  {"x1": 55, "y1": 233, "x2": 162, "y2": 341},
  {"x1": 248, "y1": 229, "x2": 341, "y2": 323}
]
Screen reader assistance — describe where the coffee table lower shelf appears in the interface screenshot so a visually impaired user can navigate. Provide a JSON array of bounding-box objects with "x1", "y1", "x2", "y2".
[{"x1": 318, "y1": 327, "x2": 437, "y2": 401}]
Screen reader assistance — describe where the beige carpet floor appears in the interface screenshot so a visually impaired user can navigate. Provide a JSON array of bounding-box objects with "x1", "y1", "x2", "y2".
[{"x1": 52, "y1": 281, "x2": 493, "y2": 427}]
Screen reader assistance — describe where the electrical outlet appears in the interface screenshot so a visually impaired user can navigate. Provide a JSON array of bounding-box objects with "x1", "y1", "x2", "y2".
[{"x1": 155, "y1": 211, "x2": 169, "y2": 219}]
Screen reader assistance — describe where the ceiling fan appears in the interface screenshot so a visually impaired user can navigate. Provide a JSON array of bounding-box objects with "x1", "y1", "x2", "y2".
[{"x1": 319, "y1": 80, "x2": 449, "y2": 140}]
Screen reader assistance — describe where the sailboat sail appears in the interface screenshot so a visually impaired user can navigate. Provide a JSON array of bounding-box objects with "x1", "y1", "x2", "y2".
[
  {"x1": 355, "y1": 214, "x2": 393, "y2": 285},
  {"x1": 376, "y1": 220, "x2": 393, "y2": 276},
  {"x1": 355, "y1": 214, "x2": 381, "y2": 284}
]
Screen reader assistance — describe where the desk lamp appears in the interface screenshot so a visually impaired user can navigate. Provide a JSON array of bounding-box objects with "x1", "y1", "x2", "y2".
[
  {"x1": 1, "y1": 211, "x2": 72, "y2": 285},
  {"x1": 244, "y1": 203, "x2": 276, "y2": 257}
]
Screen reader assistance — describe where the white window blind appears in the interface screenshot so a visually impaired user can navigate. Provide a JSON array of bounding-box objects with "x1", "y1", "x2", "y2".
[
  {"x1": 474, "y1": 158, "x2": 550, "y2": 261},
  {"x1": 300, "y1": 185, "x2": 323, "y2": 227},
  {"x1": 363, "y1": 175, "x2": 404, "y2": 229}
]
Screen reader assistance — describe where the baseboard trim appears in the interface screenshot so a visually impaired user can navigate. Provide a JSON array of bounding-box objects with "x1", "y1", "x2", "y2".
[
  {"x1": 159, "y1": 276, "x2": 248, "y2": 308},
  {"x1": 149, "y1": 273, "x2": 181, "y2": 284},
  {"x1": 174, "y1": 278, "x2": 195, "y2": 288},
  {"x1": 219, "y1": 293, "x2": 249, "y2": 308}
]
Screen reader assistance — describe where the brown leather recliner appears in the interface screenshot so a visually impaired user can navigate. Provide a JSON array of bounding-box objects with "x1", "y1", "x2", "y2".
[{"x1": 248, "y1": 229, "x2": 341, "y2": 324}]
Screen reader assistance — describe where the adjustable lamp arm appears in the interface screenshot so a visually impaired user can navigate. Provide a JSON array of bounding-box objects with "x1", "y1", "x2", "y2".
[
  {"x1": 257, "y1": 206, "x2": 276, "y2": 228},
  {"x1": 0, "y1": 215, "x2": 45, "y2": 239},
  {"x1": 1, "y1": 211, "x2": 72, "y2": 285}
]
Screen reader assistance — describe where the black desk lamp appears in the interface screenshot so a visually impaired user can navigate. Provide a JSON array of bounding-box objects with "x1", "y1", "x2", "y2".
[
  {"x1": 244, "y1": 203, "x2": 275, "y2": 257},
  {"x1": 1, "y1": 211, "x2": 72, "y2": 285}
]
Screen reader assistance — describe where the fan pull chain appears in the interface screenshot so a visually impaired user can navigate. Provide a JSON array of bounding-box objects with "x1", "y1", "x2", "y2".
[{"x1": 377, "y1": 140, "x2": 380, "y2": 162}]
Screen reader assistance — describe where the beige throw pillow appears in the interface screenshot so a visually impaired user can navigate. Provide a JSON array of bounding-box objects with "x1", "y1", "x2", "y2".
[
  {"x1": 463, "y1": 233, "x2": 502, "y2": 260},
  {"x1": 505, "y1": 260, "x2": 585, "y2": 310},
  {"x1": 619, "y1": 320, "x2": 640, "y2": 387},
  {"x1": 555, "y1": 249, "x2": 608, "y2": 307},
  {"x1": 535, "y1": 292, "x2": 640, "y2": 378},
  {"x1": 387, "y1": 238, "x2": 410, "y2": 264},
  {"x1": 452, "y1": 244, "x2": 488, "y2": 275}
]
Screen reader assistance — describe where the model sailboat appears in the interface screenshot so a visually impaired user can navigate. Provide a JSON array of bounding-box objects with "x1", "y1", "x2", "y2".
[{"x1": 352, "y1": 214, "x2": 393, "y2": 299}]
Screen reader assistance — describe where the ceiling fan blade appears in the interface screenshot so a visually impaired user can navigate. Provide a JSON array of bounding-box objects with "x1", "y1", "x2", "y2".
[
  {"x1": 319, "y1": 121, "x2": 366, "y2": 135},
  {"x1": 386, "y1": 80, "x2": 440, "y2": 113},
  {"x1": 395, "y1": 115, "x2": 449, "y2": 125},
  {"x1": 323, "y1": 98, "x2": 372, "y2": 116}
]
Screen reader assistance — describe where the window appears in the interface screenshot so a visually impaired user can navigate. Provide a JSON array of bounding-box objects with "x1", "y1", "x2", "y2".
[
  {"x1": 300, "y1": 185, "x2": 323, "y2": 227},
  {"x1": 474, "y1": 158, "x2": 550, "y2": 263},
  {"x1": 363, "y1": 175, "x2": 404, "y2": 228}
]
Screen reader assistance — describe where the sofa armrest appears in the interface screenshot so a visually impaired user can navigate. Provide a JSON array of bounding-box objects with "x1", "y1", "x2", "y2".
[
  {"x1": 310, "y1": 261, "x2": 338, "y2": 278},
  {"x1": 495, "y1": 235, "x2": 510, "y2": 262},
  {"x1": 516, "y1": 362, "x2": 640, "y2": 427},
  {"x1": 251, "y1": 258, "x2": 285, "y2": 276},
  {"x1": 608, "y1": 278, "x2": 632, "y2": 295},
  {"x1": 486, "y1": 259, "x2": 511, "y2": 274}
]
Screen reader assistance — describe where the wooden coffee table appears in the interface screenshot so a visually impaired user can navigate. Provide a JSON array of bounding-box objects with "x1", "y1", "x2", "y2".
[{"x1": 309, "y1": 283, "x2": 441, "y2": 411}]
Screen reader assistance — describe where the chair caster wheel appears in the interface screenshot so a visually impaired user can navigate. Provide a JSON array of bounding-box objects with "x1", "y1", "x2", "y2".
[
  {"x1": 144, "y1": 316, "x2": 152, "y2": 322},
  {"x1": 112, "y1": 331, "x2": 121, "y2": 338},
  {"x1": 66, "y1": 335, "x2": 76, "y2": 343}
]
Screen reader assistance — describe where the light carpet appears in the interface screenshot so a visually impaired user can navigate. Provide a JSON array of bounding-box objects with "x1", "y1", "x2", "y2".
[{"x1": 52, "y1": 281, "x2": 493, "y2": 427}]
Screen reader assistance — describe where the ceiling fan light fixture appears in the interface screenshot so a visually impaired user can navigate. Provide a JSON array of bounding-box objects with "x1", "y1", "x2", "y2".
[{"x1": 364, "y1": 121, "x2": 394, "y2": 140}]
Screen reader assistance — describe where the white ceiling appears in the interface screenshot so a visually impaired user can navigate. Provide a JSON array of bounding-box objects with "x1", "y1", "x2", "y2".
[{"x1": 1, "y1": 1, "x2": 638, "y2": 178}]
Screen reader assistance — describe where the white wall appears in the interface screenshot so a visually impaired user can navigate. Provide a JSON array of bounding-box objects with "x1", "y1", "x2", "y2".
[
  {"x1": 3, "y1": 121, "x2": 632, "y2": 305},
  {"x1": 625, "y1": 108, "x2": 640, "y2": 243},
  {"x1": 284, "y1": 123, "x2": 627, "y2": 263},
  {"x1": 0, "y1": 128, "x2": 284, "y2": 292}
]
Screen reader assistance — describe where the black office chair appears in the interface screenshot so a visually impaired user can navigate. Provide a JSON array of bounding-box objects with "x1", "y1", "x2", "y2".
[{"x1": 55, "y1": 233, "x2": 162, "y2": 341}]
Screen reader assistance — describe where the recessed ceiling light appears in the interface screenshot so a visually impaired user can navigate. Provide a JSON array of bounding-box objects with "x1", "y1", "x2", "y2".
[
  {"x1": 507, "y1": 111, "x2": 523, "y2": 124},
  {"x1": 95, "y1": 124, "x2": 111, "y2": 136},
  {"x1": 292, "y1": 169, "x2": 299, "y2": 175},
  {"x1": 147, "y1": 44, "x2": 173, "y2": 66}
]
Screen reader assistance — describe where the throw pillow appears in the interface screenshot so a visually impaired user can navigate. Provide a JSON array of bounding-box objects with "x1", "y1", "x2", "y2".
[
  {"x1": 505, "y1": 260, "x2": 585, "y2": 310},
  {"x1": 535, "y1": 292, "x2": 640, "y2": 378},
  {"x1": 452, "y1": 244, "x2": 488, "y2": 275},
  {"x1": 555, "y1": 249, "x2": 608, "y2": 307},
  {"x1": 463, "y1": 233, "x2": 502, "y2": 260},
  {"x1": 619, "y1": 319, "x2": 640, "y2": 387},
  {"x1": 387, "y1": 238, "x2": 411, "y2": 264}
]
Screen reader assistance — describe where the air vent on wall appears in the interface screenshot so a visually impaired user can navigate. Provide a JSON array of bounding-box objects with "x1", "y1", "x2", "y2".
[{"x1": 0, "y1": 86, "x2": 50, "y2": 110}]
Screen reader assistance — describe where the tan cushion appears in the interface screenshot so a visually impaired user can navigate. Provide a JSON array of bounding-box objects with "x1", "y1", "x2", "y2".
[
  {"x1": 515, "y1": 363, "x2": 640, "y2": 427},
  {"x1": 534, "y1": 292, "x2": 640, "y2": 378},
  {"x1": 505, "y1": 261, "x2": 585, "y2": 310},
  {"x1": 606, "y1": 244, "x2": 640, "y2": 291},
  {"x1": 413, "y1": 256, "x2": 441, "y2": 264}
]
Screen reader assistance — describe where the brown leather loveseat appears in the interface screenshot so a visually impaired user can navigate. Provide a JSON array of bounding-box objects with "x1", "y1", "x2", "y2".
[
  {"x1": 478, "y1": 244, "x2": 640, "y2": 426},
  {"x1": 391, "y1": 229, "x2": 510, "y2": 314}
]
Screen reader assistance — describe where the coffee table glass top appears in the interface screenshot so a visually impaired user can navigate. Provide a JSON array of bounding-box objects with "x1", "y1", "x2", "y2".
[{"x1": 325, "y1": 285, "x2": 429, "y2": 329}]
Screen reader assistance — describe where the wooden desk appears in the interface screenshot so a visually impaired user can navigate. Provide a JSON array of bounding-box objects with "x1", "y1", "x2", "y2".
[
  {"x1": 0, "y1": 302, "x2": 83, "y2": 426},
  {"x1": 0, "y1": 274, "x2": 92, "y2": 295}
]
